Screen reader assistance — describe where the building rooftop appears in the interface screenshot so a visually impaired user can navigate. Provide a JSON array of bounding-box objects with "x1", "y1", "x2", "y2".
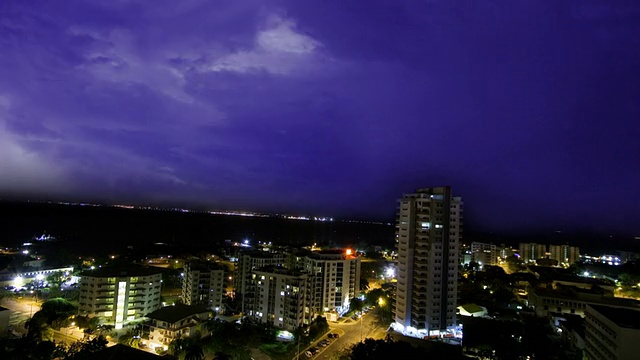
[
  {"x1": 185, "y1": 261, "x2": 226, "y2": 271},
  {"x1": 80, "y1": 265, "x2": 163, "y2": 278},
  {"x1": 532, "y1": 287, "x2": 640, "y2": 308},
  {"x1": 309, "y1": 249, "x2": 357, "y2": 260},
  {"x1": 146, "y1": 304, "x2": 209, "y2": 324},
  {"x1": 239, "y1": 250, "x2": 284, "y2": 258},
  {"x1": 459, "y1": 303, "x2": 485, "y2": 314},
  {"x1": 589, "y1": 305, "x2": 640, "y2": 330},
  {"x1": 254, "y1": 266, "x2": 307, "y2": 277}
]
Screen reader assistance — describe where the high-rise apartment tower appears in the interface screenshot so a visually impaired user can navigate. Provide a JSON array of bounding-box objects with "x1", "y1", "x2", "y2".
[
  {"x1": 393, "y1": 187, "x2": 462, "y2": 338},
  {"x1": 181, "y1": 261, "x2": 226, "y2": 311}
]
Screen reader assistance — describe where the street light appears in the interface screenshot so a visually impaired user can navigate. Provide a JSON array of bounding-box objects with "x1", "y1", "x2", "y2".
[
  {"x1": 65, "y1": 322, "x2": 75, "y2": 343},
  {"x1": 360, "y1": 312, "x2": 363, "y2": 342}
]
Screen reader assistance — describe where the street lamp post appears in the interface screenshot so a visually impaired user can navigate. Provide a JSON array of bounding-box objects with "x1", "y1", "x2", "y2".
[
  {"x1": 65, "y1": 322, "x2": 75, "y2": 343},
  {"x1": 360, "y1": 313, "x2": 363, "y2": 342}
]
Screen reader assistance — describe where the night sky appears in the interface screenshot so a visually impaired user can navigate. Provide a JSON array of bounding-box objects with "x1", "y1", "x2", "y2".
[{"x1": 1, "y1": 1, "x2": 639, "y2": 235}]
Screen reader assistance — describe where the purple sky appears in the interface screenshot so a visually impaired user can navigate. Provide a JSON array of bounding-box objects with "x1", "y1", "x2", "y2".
[{"x1": 1, "y1": 1, "x2": 639, "y2": 235}]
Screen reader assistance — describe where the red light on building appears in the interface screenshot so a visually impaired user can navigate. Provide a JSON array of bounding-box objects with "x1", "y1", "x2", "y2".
[{"x1": 345, "y1": 249, "x2": 353, "y2": 256}]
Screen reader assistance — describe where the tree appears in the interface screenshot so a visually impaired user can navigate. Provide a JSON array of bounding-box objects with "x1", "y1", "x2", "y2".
[
  {"x1": 350, "y1": 298, "x2": 364, "y2": 313},
  {"x1": 36, "y1": 297, "x2": 77, "y2": 329},
  {"x1": 118, "y1": 330, "x2": 140, "y2": 348},
  {"x1": 184, "y1": 343, "x2": 205, "y2": 360},
  {"x1": 308, "y1": 316, "x2": 329, "y2": 340},
  {"x1": 213, "y1": 353, "x2": 232, "y2": 360},
  {"x1": 74, "y1": 315, "x2": 100, "y2": 332},
  {"x1": 364, "y1": 288, "x2": 386, "y2": 307},
  {"x1": 65, "y1": 335, "x2": 108, "y2": 359},
  {"x1": 95, "y1": 324, "x2": 114, "y2": 337},
  {"x1": 619, "y1": 273, "x2": 640, "y2": 287},
  {"x1": 350, "y1": 339, "x2": 425, "y2": 360}
]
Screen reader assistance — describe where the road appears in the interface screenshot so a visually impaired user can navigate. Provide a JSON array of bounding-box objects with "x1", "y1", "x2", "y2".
[
  {"x1": 1, "y1": 296, "x2": 42, "y2": 335},
  {"x1": 302, "y1": 311, "x2": 388, "y2": 360}
]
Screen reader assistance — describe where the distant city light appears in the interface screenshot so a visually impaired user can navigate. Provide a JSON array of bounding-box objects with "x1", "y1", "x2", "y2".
[{"x1": 345, "y1": 249, "x2": 353, "y2": 256}]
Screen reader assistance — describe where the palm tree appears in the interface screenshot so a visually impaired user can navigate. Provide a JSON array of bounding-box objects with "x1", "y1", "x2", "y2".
[
  {"x1": 184, "y1": 343, "x2": 205, "y2": 360},
  {"x1": 95, "y1": 324, "x2": 114, "y2": 337}
]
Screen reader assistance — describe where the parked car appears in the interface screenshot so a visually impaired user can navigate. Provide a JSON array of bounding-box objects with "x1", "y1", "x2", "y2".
[
  {"x1": 327, "y1": 333, "x2": 334, "y2": 338},
  {"x1": 332, "y1": 333, "x2": 339, "y2": 338},
  {"x1": 305, "y1": 351, "x2": 313, "y2": 357}
]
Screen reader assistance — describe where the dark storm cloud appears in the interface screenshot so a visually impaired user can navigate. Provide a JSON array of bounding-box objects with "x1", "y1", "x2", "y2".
[{"x1": 1, "y1": 0, "x2": 639, "y2": 234}]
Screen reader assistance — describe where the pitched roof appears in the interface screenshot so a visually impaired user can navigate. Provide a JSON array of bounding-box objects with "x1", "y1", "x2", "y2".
[
  {"x1": 146, "y1": 305, "x2": 209, "y2": 323},
  {"x1": 459, "y1": 304, "x2": 485, "y2": 314}
]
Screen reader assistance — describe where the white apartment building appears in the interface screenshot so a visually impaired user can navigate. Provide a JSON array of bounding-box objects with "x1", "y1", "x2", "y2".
[
  {"x1": 147, "y1": 304, "x2": 210, "y2": 351},
  {"x1": 549, "y1": 245, "x2": 580, "y2": 266},
  {"x1": 585, "y1": 305, "x2": 640, "y2": 360},
  {"x1": 78, "y1": 266, "x2": 162, "y2": 329},
  {"x1": 393, "y1": 187, "x2": 461, "y2": 338},
  {"x1": 251, "y1": 267, "x2": 312, "y2": 330},
  {"x1": 470, "y1": 242, "x2": 497, "y2": 267},
  {"x1": 518, "y1": 243, "x2": 548, "y2": 263},
  {"x1": 302, "y1": 250, "x2": 361, "y2": 317},
  {"x1": 181, "y1": 261, "x2": 225, "y2": 311},
  {"x1": 234, "y1": 251, "x2": 285, "y2": 314}
]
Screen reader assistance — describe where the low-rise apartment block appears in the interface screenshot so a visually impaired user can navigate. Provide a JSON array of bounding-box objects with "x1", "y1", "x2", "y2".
[
  {"x1": 528, "y1": 287, "x2": 640, "y2": 318},
  {"x1": 78, "y1": 266, "x2": 162, "y2": 329},
  {"x1": 147, "y1": 305, "x2": 210, "y2": 351}
]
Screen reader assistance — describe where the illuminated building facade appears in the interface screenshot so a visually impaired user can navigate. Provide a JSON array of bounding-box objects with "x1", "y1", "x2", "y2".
[
  {"x1": 549, "y1": 245, "x2": 580, "y2": 266},
  {"x1": 147, "y1": 305, "x2": 210, "y2": 350},
  {"x1": 470, "y1": 242, "x2": 497, "y2": 267},
  {"x1": 78, "y1": 266, "x2": 162, "y2": 329},
  {"x1": 251, "y1": 267, "x2": 312, "y2": 330},
  {"x1": 234, "y1": 251, "x2": 285, "y2": 315},
  {"x1": 393, "y1": 187, "x2": 462, "y2": 338},
  {"x1": 181, "y1": 261, "x2": 225, "y2": 311},
  {"x1": 302, "y1": 250, "x2": 361, "y2": 316},
  {"x1": 585, "y1": 305, "x2": 640, "y2": 360},
  {"x1": 518, "y1": 243, "x2": 548, "y2": 263}
]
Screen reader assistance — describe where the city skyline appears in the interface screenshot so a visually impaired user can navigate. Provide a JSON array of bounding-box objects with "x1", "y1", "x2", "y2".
[{"x1": 1, "y1": 1, "x2": 640, "y2": 236}]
